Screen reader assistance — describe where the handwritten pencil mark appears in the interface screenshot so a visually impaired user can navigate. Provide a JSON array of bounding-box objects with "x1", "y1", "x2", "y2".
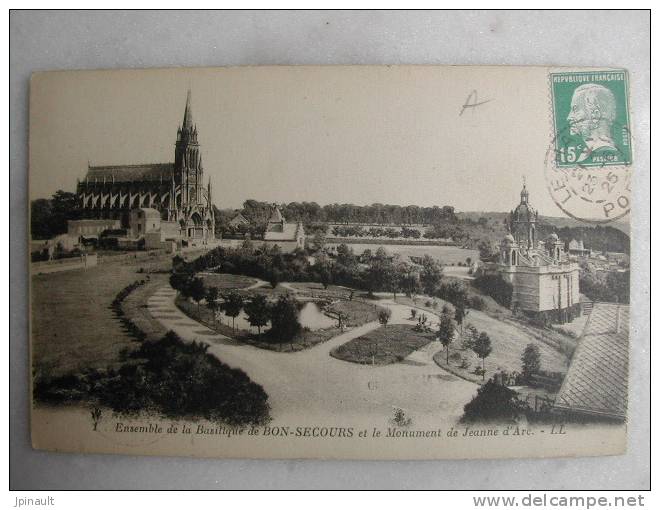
[{"x1": 459, "y1": 90, "x2": 493, "y2": 116}]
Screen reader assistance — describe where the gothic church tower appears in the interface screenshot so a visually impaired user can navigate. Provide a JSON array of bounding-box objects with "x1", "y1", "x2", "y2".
[{"x1": 171, "y1": 90, "x2": 215, "y2": 239}]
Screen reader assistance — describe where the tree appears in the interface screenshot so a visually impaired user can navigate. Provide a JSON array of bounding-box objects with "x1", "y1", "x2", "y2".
[
  {"x1": 363, "y1": 250, "x2": 395, "y2": 296},
  {"x1": 311, "y1": 231, "x2": 327, "y2": 252},
  {"x1": 244, "y1": 295, "x2": 270, "y2": 337},
  {"x1": 473, "y1": 274, "x2": 513, "y2": 308},
  {"x1": 30, "y1": 198, "x2": 53, "y2": 239},
  {"x1": 472, "y1": 332, "x2": 493, "y2": 381},
  {"x1": 454, "y1": 302, "x2": 469, "y2": 337},
  {"x1": 478, "y1": 239, "x2": 498, "y2": 262},
  {"x1": 319, "y1": 266, "x2": 331, "y2": 289},
  {"x1": 462, "y1": 324, "x2": 479, "y2": 351},
  {"x1": 336, "y1": 243, "x2": 357, "y2": 268},
  {"x1": 398, "y1": 263, "x2": 421, "y2": 299},
  {"x1": 419, "y1": 254, "x2": 443, "y2": 296},
  {"x1": 171, "y1": 255, "x2": 186, "y2": 273},
  {"x1": 169, "y1": 272, "x2": 191, "y2": 296},
  {"x1": 378, "y1": 308, "x2": 392, "y2": 327},
  {"x1": 188, "y1": 277, "x2": 206, "y2": 315},
  {"x1": 30, "y1": 190, "x2": 81, "y2": 239},
  {"x1": 206, "y1": 287, "x2": 220, "y2": 327},
  {"x1": 461, "y1": 380, "x2": 527, "y2": 423},
  {"x1": 437, "y1": 310, "x2": 456, "y2": 364},
  {"x1": 222, "y1": 291, "x2": 244, "y2": 332},
  {"x1": 269, "y1": 268, "x2": 280, "y2": 289},
  {"x1": 269, "y1": 295, "x2": 301, "y2": 344},
  {"x1": 521, "y1": 343, "x2": 541, "y2": 383}
]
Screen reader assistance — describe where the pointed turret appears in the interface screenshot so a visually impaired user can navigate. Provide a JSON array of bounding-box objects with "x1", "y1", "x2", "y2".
[{"x1": 182, "y1": 89, "x2": 193, "y2": 131}]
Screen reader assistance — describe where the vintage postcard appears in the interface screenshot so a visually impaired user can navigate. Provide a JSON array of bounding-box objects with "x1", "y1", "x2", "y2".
[{"x1": 29, "y1": 66, "x2": 632, "y2": 460}]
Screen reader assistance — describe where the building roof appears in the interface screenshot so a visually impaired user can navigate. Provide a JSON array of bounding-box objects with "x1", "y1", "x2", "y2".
[
  {"x1": 84, "y1": 163, "x2": 174, "y2": 183},
  {"x1": 569, "y1": 239, "x2": 584, "y2": 250},
  {"x1": 229, "y1": 212, "x2": 250, "y2": 225},
  {"x1": 133, "y1": 207, "x2": 161, "y2": 218},
  {"x1": 68, "y1": 219, "x2": 119, "y2": 226},
  {"x1": 263, "y1": 222, "x2": 302, "y2": 241},
  {"x1": 554, "y1": 303, "x2": 629, "y2": 420},
  {"x1": 268, "y1": 207, "x2": 284, "y2": 224}
]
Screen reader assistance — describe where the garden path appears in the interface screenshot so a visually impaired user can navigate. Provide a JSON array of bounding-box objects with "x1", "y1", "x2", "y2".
[{"x1": 148, "y1": 284, "x2": 478, "y2": 426}]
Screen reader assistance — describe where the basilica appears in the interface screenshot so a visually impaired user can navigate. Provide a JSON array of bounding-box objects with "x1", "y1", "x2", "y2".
[
  {"x1": 75, "y1": 91, "x2": 215, "y2": 242},
  {"x1": 488, "y1": 182, "x2": 581, "y2": 324}
]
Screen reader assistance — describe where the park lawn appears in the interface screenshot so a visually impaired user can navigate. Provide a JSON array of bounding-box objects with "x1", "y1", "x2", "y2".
[
  {"x1": 174, "y1": 294, "x2": 338, "y2": 353},
  {"x1": 122, "y1": 273, "x2": 170, "y2": 342},
  {"x1": 325, "y1": 299, "x2": 382, "y2": 327},
  {"x1": 390, "y1": 285, "x2": 572, "y2": 383},
  {"x1": 196, "y1": 272, "x2": 258, "y2": 291},
  {"x1": 31, "y1": 254, "x2": 173, "y2": 378},
  {"x1": 432, "y1": 321, "x2": 569, "y2": 385},
  {"x1": 330, "y1": 324, "x2": 434, "y2": 365},
  {"x1": 325, "y1": 243, "x2": 478, "y2": 265}
]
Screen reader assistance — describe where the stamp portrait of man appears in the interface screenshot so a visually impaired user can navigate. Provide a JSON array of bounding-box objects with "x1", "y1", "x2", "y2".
[{"x1": 566, "y1": 83, "x2": 618, "y2": 162}]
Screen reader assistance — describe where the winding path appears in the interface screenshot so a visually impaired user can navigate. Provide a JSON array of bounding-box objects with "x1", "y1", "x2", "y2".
[{"x1": 148, "y1": 284, "x2": 478, "y2": 426}]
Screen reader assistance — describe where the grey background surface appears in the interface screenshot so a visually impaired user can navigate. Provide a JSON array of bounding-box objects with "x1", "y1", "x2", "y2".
[{"x1": 10, "y1": 10, "x2": 650, "y2": 490}]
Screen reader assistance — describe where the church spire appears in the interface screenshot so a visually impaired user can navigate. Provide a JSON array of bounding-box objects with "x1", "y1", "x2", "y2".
[{"x1": 182, "y1": 89, "x2": 193, "y2": 131}]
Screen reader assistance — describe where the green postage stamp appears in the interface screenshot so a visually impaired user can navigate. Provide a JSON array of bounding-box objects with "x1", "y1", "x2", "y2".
[{"x1": 550, "y1": 69, "x2": 631, "y2": 167}]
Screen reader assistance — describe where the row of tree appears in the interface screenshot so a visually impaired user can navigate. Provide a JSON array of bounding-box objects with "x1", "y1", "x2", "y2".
[
  {"x1": 330, "y1": 225, "x2": 423, "y2": 239},
  {"x1": 169, "y1": 272, "x2": 303, "y2": 343},
  {"x1": 431, "y1": 303, "x2": 493, "y2": 380},
  {"x1": 232, "y1": 199, "x2": 459, "y2": 226}
]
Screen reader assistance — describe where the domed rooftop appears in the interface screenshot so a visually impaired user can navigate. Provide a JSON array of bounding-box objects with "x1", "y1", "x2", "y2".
[
  {"x1": 548, "y1": 232, "x2": 559, "y2": 241},
  {"x1": 504, "y1": 233, "x2": 515, "y2": 243},
  {"x1": 512, "y1": 182, "x2": 537, "y2": 222}
]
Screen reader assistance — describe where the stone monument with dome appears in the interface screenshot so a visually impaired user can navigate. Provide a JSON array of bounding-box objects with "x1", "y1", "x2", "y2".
[{"x1": 487, "y1": 180, "x2": 581, "y2": 324}]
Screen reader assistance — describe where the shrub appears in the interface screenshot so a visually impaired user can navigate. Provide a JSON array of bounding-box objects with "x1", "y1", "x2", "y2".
[
  {"x1": 34, "y1": 331, "x2": 271, "y2": 426},
  {"x1": 521, "y1": 343, "x2": 541, "y2": 383},
  {"x1": 468, "y1": 295, "x2": 486, "y2": 311},
  {"x1": 449, "y1": 351, "x2": 462, "y2": 363},
  {"x1": 461, "y1": 380, "x2": 528, "y2": 423},
  {"x1": 472, "y1": 274, "x2": 513, "y2": 308},
  {"x1": 378, "y1": 308, "x2": 392, "y2": 327}
]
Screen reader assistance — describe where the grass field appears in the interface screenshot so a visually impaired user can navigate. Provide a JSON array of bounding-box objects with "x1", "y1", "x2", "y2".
[
  {"x1": 432, "y1": 321, "x2": 569, "y2": 385},
  {"x1": 31, "y1": 255, "x2": 172, "y2": 377},
  {"x1": 195, "y1": 273, "x2": 258, "y2": 291},
  {"x1": 330, "y1": 324, "x2": 435, "y2": 365},
  {"x1": 325, "y1": 243, "x2": 478, "y2": 265}
]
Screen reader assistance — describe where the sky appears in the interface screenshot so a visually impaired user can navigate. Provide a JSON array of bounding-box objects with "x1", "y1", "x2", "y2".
[{"x1": 30, "y1": 66, "x2": 577, "y2": 217}]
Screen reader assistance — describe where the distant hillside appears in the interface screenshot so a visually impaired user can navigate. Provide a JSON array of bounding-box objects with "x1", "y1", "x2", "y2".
[
  {"x1": 457, "y1": 211, "x2": 630, "y2": 254},
  {"x1": 458, "y1": 211, "x2": 630, "y2": 236}
]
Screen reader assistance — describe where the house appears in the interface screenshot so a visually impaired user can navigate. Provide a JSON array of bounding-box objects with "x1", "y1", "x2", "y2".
[
  {"x1": 228, "y1": 212, "x2": 250, "y2": 228},
  {"x1": 568, "y1": 239, "x2": 591, "y2": 258},
  {"x1": 129, "y1": 208, "x2": 161, "y2": 238},
  {"x1": 263, "y1": 206, "x2": 305, "y2": 252}
]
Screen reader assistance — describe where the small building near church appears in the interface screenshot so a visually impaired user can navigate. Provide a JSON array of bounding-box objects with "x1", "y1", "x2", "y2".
[
  {"x1": 262, "y1": 206, "x2": 305, "y2": 252},
  {"x1": 129, "y1": 208, "x2": 161, "y2": 238},
  {"x1": 228, "y1": 212, "x2": 250, "y2": 228},
  {"x1": 67, "y1": 219, "x2": 121, "y2": 240},
  {"x1": 568, "y1": 239, "x2": 591, "y2": 258}
]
